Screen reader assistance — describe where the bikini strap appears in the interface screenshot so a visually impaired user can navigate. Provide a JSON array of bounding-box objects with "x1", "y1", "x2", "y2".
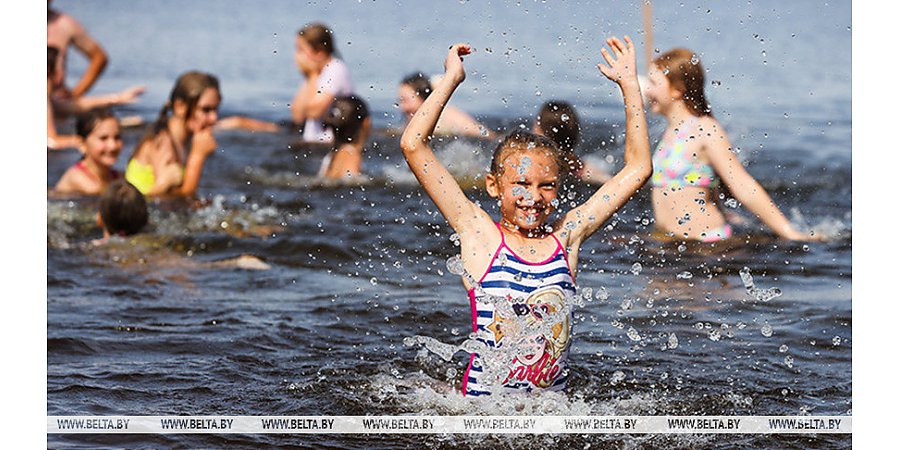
[{"x1": 74, "y1": 160, "x2": 98, "y2": 181}]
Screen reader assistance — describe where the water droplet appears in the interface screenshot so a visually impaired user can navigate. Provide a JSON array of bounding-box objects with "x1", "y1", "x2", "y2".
[
  {"x1": 784, "y1": 355, "x2": 794, "y2": 368},
  {"x1": 667, "y1": 333, "x2": 679, "y2": 349},
  {"x1": 677, "y1": 271, "x2": 693, "y2": 280},
  {"x1": 832, "y1": 336, "x2": 841, "y2": 346},
  {"x1": 779, "y1": 344, "x2": 789, "y2": 353},
  {"x1": 610, "y1": 371, "x2": 625, "y2": 385},
  {"x1": 761, "y1": 323, "x2": 774, "y2": 337},
  {"x1": 708, "y1": 329, "x2": 721, "y2": 341},
  {"x1": 446, "y1": 255, "x2": 465, "y2": 275},
  {"x1": 631, "y1": 263, "x2": 642, "y2": 275},
  {"x1": 370, "y1": 277, "x2": 378, "y2": 285},
  {"x1": 627, "y1": 327, "x2": 642, "y2": 341}
]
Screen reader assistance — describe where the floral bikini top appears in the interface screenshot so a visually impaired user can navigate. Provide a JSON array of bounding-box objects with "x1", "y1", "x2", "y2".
[{"x1": 651, "y1": 118, "x2": 719, "y2": 189}]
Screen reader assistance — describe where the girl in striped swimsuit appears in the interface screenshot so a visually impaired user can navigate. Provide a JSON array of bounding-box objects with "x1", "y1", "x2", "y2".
[{"x1": 401, "y1": 37, "x2": 652, "y2": 396}]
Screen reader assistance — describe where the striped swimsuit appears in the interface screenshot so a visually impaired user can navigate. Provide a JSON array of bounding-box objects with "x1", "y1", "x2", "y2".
[{"x1": 463, "y1": 224, "x2": 576, "y2": 396}]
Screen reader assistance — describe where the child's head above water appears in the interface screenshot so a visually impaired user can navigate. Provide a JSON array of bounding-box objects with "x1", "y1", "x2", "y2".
[
  {"x1": 322, "y1": 95, "x2": 370, "y2": 144},
  {"x1": 486, "y1": 130, "x2": 566, "y2": 233},
  {"x1": 297, "y1": 22, "x2": 337, "y2": 57},
  {"x1": 535, "y1": 101, "x2": 582, "y2": 176},
  {"x1": 397, "y1": 72, "x2": 431, "y2": 117},
  {"x1": 169, "y1": 71, "x2": 222, "y2": 132},
  {"x1": 650, "y1": 48, "x2": 712, "y2": 117},
  {"x1": 75, "y1": 108, "x2": 122, "y2": 169},
  {"x1": 99, "y1": 180, "x2": 148, "y2": 236}
]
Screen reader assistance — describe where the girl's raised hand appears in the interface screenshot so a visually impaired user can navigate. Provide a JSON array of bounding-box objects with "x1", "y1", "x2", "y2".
[
  {"x1": 444, "y1": 43, "x2": 472, "y2": 84},
  {"x1": 597, "y1": 36, "x2": 638, "y2": 86}
]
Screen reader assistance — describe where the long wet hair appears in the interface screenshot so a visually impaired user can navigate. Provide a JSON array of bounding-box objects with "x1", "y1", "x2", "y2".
[
  {"x1": 322, "y1": 95, "x2": 369, "y2": 145},
  {"x1": 536, "y1": 101, "x2": 582, "y2": 175},
  {"x1": 134, "y1": 71, "x2": 220, "y2": 157},
  {"x1": 401, "y1": 72, "x2": 432, "y2": 100},
  {"x1": 490, "y1": 130, "x2": 565, "y2": 178},
  {"x1": 298, "y1": 22, "x2": 338, "y2": 56},
  {"x1": 653, "y1": 48, "x2": 713, "y2": 117}
]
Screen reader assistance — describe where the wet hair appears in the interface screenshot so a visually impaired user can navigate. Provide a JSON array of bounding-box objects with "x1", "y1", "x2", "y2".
[
  {"x1": 298, "y1": 23, "x2": 337, "y2": 56},
  {"x1": 322, "y1": 95, "x2": 369, "y2": 145},
  {"x1": 401, "y1": 72, "x2": 432, "y2": 100},
  {"x1": 135, "y1": 71, "x2": 220, "y2": 157},
  {"x1": 48, "y1": 46, "x2": 59, "y2": 77},
  {"x1": 99, "y1": 180, "x2": 149, "y2": 236},
  {"x1": 653, "y1": 48, "x2": 712, "y2": 117},
  {"x1": 536, "y1": 101, "x2": 582, "y2": 174},
  {"x1": 490, "y1": 130, "x2": 564, "y2": 178},
  {"x1": 75, "y1": 108, "x2": 117, "y2": 139}
]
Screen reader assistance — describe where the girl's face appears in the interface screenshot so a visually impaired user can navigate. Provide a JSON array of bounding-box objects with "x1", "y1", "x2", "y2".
[
  {"x1": 646, "y1": 65, "x2": 680, "y2": 115},
  {"x1": 397, "y1": 84, "x2": 423, "y2": 118},
  {"x1": 84, "y1": 118, "x2": 122, "y2": 168},
  {"x1": 295, "y1": 37, "x2": 329, "y2": 73},
  {"x1": 486, "y1": 150, "x2": 560, "y2": 233},
  {"x1": 186, "y1": 87, "x2": 221, "y2": 133}
]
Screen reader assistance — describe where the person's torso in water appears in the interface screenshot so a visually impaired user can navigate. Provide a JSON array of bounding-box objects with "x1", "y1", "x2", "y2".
[
  {"x1": 463, "y1": 224, "x2": 575, "y2": 396},
  {"x1": 651, "y1": 118, "x2": 730, "y2": 241}
]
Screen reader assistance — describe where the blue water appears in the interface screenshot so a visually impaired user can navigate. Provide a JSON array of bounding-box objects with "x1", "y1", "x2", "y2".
[{"x1": 48, "y1": 0, "x2": 851, "y2": 448}]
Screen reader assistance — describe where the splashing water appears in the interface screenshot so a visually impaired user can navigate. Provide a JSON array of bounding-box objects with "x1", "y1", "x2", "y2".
[{"x1": 739, "y1": 267, "x2": 782, "y2": 302}]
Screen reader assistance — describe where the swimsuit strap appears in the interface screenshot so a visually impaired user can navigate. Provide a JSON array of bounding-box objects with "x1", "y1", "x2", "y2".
[
  {"x1": 493, "y1": 222, "x2": 507, "y2": 250},
  {"x1": 74, "y1": 160, "x2": 99, "y2": 181},
  {"x1": 495, "y1": 222, "x2": 564, "y2": 261},
  {"x1": 549, "y1": 231, "x2": 566, "y2": 255}
]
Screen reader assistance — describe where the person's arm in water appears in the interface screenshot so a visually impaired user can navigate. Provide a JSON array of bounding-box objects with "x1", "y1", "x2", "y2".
[
  {"x1": 75, "y1": 86, "x2": 145, "y2": 110},
  {"x1": 216, "y1": 116, "x2": 281, "y2": 132},
  {"x1": 700, "y1": 117, "x2": 811, "y2": 240},
  {"x1": 559, "y1": 36, "x2": 652, "y2": 248},
  {"x1": 400, "y1": 44, "x2": 491, "y2": 234},
  {"x1": 438, "y1": 105, "x2": 494, "y2": 139},
  {"x1": 67, "y1": 17, "x2": 108, "y2": 98}
]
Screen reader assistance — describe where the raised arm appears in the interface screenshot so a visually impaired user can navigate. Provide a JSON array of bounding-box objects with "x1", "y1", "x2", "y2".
[
  {"x1": 400, "y1": 44, "x2": 484, "y2": 232},
  {"x1": 702, "y1": 120, "x2": 809, "y2": 240},
  {"x1": 560, "y1": 36, "x2": 652, "y2": 246}
]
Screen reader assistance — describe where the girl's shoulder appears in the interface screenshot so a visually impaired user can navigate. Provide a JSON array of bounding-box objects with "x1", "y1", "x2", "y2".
[
  {"x1": 55, "y1": 165, "x2": 97, "y2": 194},
  {"x1": 696, "y1": 115, "x2": 726, "y2": 138}
]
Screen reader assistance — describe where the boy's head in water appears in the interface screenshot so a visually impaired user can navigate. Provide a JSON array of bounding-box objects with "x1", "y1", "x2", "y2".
[
  {"x1": 322, "y1": 95, "x2": 370, "y2": 145},
  {"x1": 485, "y1": 131, "x2": 565, "y2": 234},
  {"x1": 647, "y1": 48, "x2": 712, "y2": 117},
  {"x1": 98, "y1": 180, "x2": 148, "y2": 238}
]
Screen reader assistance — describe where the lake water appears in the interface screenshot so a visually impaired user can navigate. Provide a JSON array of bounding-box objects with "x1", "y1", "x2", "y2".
[{"x1": 47, "y1": 0, "x2": 851, "y2": 447}]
